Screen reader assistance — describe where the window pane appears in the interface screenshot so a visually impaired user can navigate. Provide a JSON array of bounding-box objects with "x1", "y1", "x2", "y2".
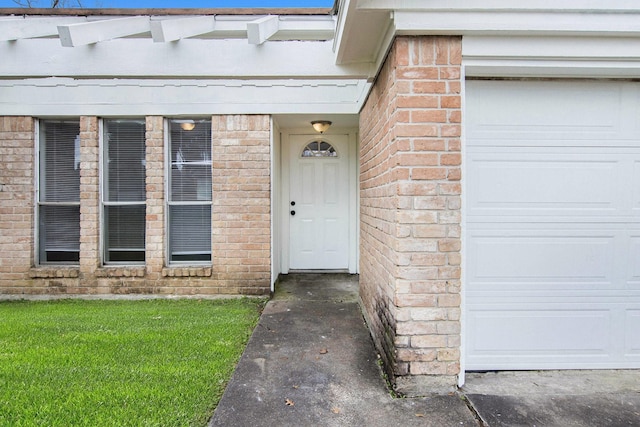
[
  {"x1": 169, "y1": 205, "x2": 211, "y2": 262},
  {"x1": 301, "y1": 140, "x2": 337, "y2": 157},
  {"x1": 105, "y1": 205, "x2": 146, "y2": 263},
  {"x1": 40, "y1": 121, "x2": 80, "y2": 202},
  {"x1": 170, "y1": 120, "x2": 212, "y2": 202},
  {"x1": 105, "y1": 120, "x2": 146, "y2": 202},
  {"x1": 39, "y1": 205, "x2": 80, "y2": 263}
]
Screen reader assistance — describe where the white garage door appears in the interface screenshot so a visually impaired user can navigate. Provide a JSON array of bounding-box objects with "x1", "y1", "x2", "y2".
[{"x1": 465, "y1": 80, "x2": 640, "y2": 370}]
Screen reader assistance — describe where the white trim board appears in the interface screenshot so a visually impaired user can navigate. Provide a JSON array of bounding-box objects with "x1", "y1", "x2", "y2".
[
  {"x1": 0, "y1": 78, "x2": 371, "y2": 117},
  {"x1": 463, "y1": 36, "x2": 640, "y2": 78}
]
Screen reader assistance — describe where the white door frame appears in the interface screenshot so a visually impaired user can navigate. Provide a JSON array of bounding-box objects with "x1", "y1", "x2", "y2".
[{"x1": 280, "y1": 129, "x2": 359, "y2": 274}]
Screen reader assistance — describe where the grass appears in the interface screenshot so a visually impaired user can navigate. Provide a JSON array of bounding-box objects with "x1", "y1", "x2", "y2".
[{"x1": 0, "y1": 298, "x2": 265, "y2": 427}]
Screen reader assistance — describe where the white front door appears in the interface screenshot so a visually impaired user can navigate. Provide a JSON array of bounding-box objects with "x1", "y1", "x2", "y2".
[{"x1": 288, "y1": 134, "x2": 350, "y2": 270}]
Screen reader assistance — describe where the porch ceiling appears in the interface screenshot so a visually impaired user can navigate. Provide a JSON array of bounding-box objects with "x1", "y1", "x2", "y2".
[{"x1": 273, "y1": 113, "x2": 359, "y2": 130}]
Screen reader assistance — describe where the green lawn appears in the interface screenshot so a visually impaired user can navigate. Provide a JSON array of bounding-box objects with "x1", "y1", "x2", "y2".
[{"x1": 0, "y1": 298, "x2": 265, "y2": 427}]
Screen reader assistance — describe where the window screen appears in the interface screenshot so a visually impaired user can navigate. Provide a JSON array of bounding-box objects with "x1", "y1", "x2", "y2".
[
  {"x1": 38, "y1": 120, "x2": 81, "y2": 264},
  {"x1": 103, "y1": 119, "x2": 146, "y2": 264},
  {"x1": 167, "y1": 120, "x2": 212, "y2": 263}
]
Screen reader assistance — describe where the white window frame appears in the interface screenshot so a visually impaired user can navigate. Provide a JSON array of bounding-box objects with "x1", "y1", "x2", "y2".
[
  {"x1": 35, "y1": 118, "x2": 82, "y2": 266},
  {"x1": 164, "y1": 118, "x2": 213, "y2": 266},
  {"x1": 100, "y1": 118, "x2": 147, "y2": 266}
]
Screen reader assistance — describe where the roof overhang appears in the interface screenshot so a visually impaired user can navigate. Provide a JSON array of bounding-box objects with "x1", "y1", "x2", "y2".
[
  {"x1": 333, "y1": 0, "x2": 640, "y2": 75},
  {"x1": 4, "y1": 2, "x2": 640, "y2": 117}
]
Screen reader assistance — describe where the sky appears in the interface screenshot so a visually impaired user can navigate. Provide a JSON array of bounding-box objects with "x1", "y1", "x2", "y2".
[{"x1": 0, "y1": 0, "x2": 334, "y2": 7}]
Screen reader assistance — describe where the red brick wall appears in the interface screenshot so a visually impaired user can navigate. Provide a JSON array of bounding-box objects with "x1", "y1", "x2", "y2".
[
  {"x1": 0, "y1": 115, "x2": 271, "y2": 296},
  {"x1": 359, "y1": 36, "x2": 462, "y2": 394}
]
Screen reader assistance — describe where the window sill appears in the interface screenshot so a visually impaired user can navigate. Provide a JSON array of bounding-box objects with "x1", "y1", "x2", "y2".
[
  {"x1": 162, "y1": 267, "x2": 212, "y2": 278},
  {"x1": 95, "y1": 267, "x2": 146, "y2": 278},
  {"x1": 30, "y1": 267, "x2": 79, "y2": 279}
]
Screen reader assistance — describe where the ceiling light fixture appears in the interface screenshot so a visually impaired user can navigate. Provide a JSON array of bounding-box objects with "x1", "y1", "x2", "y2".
[
  {"x1": 180, "y1": 121, "x2": 196, "y2": 131},
  {"x1": 311, "y1": 120, "x2": 332, "y2": 134}
]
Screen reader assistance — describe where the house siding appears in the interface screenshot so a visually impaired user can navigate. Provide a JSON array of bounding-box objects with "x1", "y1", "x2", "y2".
[
  {"x1": 359, "y1": 36, "x2": 462, "y2": 394},
  {"x1": 0, "y1": 115, "x2": 271, "y2": 296}
]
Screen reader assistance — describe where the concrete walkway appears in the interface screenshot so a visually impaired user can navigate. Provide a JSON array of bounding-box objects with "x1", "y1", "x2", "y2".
[{"x1": 210, "y1": 273, "x2": 640, "y2": 426}]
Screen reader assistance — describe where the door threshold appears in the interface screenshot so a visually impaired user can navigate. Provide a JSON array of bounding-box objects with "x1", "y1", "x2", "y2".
[{"x1": 288, "y1": 269, "x2": 351, "y2": 274}]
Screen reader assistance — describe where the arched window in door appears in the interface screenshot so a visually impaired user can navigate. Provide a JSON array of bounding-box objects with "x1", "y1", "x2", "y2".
[{"x1": 301, "y1": 140, "x2": 338, "y2": 157}]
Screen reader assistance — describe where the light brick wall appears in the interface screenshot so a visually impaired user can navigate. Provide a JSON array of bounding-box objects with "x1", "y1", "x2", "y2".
[
  {"x1": 0, "y1": 115, "x2": 271, "y2": 296},
  {"x1": 79, "y1": 117, "x2": 100, "y2": 286},
  {"x1": 359, "y1": 36, "x2": 462, "y2": 395},
  {"x1": 0, "y1": 117, "x2": 34, "y2": 293},
  {"x1": 212, "y1": 115, "x2": 271, "y2": 294},
  {"x1": 145, "y1": 116, "x2": 165, "y2": 280}
]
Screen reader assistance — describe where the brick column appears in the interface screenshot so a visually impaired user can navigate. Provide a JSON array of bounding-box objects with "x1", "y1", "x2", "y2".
[
  {"x1": 211, "y1": 115, "x2": 271, "y2": 295},
  {"x1": 79, "y1": 116, "x2": 100, "y2": 283},
  {"x1": 360, "y1": 36, "x2": 462, "y2": 395},
  {"x1": 0, "y1": 117, "x2": 34, "y2": 293},
  {"x1": 145, "y1": 116, "x2": 165, "y2": 280}
]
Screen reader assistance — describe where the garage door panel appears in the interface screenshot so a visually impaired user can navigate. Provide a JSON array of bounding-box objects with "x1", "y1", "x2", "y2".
[
  {"x1": 466, "y1": 81, "x2": 639, "y2": 145},
  {"x1": 629, "y1": 236, "x2": 640, "y2": 287},
  {"x1": 467, "y1": 309, "x2": 612, "y2": 355},
  {"x1": 466, "y1": 303, "x2": 640, "y2": 370},
  {"x1": 465, "y1": 79, "x2": 640, "y2": 370},
  {"x1": 467, "y1": 232, "x2": 614, "y2": 289},
  {"x1": 468, "y1": 155, "x2": 619, "y2": 217},
  {"x1": 627, "y1": 310, "x2": 640, "y2": 355},
  {"x1": 634, "y1": 161, "x2": 640, "y2": 212}
]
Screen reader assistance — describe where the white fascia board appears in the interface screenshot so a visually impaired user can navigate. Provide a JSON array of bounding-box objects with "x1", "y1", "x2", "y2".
[
  {"x1": 464, "y1": 36, "x2": 640, "y2": 61},
  {"x1": 358, "y1": 0, "x2": 640, "y2": 12},
  {"x1": 464, "y1": 59, "x2": 640, "y2": 79},
  {"x1": 58, "y1": 16, "x2": 151, "y2": 47},
  {"x1": 0, "y1": 77, "x2": 370, "y2": 116},
  {"x1": 393, "y1": 10, "x2": 640, "y2": 36},
  {"x1": 150, "y1": 16, "x2": 216, "y2": 43},
  {"x1": 0, "y1": 17, "x2": 86, "y2": 41},
  {"x1": 0, "y1": 38, "x2": 372, "y2": 79},
  {"x1": 463, "y1": 36, "x2": 640, "y2": 78},
  {"x1": 247, "y1": 15, "x2": 279, "y2": 45}
]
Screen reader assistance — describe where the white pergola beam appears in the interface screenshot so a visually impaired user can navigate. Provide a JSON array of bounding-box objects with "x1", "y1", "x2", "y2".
[
  {"x1": 0, "y1": 17, "x2": 86, "y2": 41},
  {"x1": 247, "y1": 15, "x2": 279, "y2": 45},
  {"x1": 58, "y1": 16, "x2": 150, "y2": 47},
  {"x1": 150, "y1": 16, "x2": 216, "y2": 43}
]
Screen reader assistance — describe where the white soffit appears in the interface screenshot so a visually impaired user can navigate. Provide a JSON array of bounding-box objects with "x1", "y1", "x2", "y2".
[
  {"x1": 334, "y1": 0, "x2": 640, "y2": 68},
  {"x1": 334, "y1": 0, "x2": 391, "y2": 65}
]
